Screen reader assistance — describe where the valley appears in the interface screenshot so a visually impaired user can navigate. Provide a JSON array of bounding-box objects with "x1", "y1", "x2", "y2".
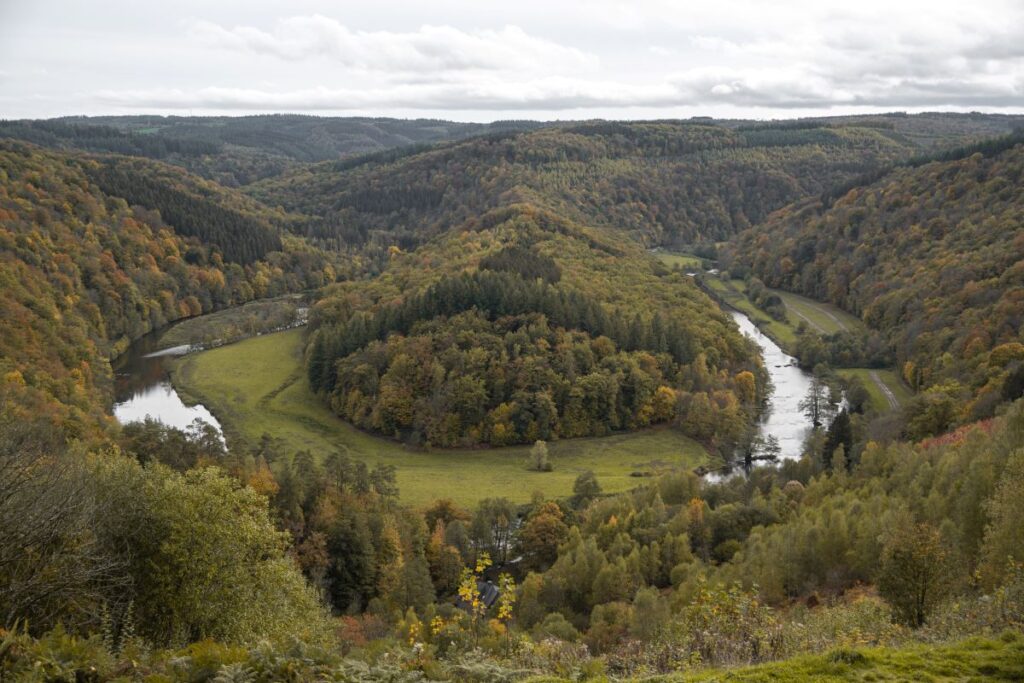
[
  {"x1": 3, "y1": 112, "x2": 1023, "y2": 681},
  {"x1": 132, "y1": 259, "x2": 822, "y2": 505}
]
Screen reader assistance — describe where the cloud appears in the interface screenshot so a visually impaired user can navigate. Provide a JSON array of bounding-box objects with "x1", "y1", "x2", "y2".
[
  {"x1": 166, "y1": 4, "x2": 1024, "y2": 113},
  {"x1": 8, "y1": 0, "x2": 1024, "y2": 119},
  {"x1": 93, "y1": 61, "x2": 1024, "y2": 113},
  {"x1": 94, "y1": 80, "x2": 676, "y2": 112},
  {"x1": 671, "y1": 67, "x2": 1023, "y2": 109},
  {"x1": 188, "y1": 16, "x2": 597, "y2": 74},
  {"x1": 667, "y1": 2, "x2": 1024, "y2": 110}
]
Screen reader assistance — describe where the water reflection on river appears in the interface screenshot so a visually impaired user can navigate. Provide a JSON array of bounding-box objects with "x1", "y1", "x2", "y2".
[
  {"x1": 111, "y1": 326, "x2": 224, "y2": 439},
  {"x1": 730, "y1": 311, "x2": 814, "y2": 461}
]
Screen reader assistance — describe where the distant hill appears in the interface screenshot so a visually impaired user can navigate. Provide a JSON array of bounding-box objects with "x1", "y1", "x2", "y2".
[
  {"x1": 725, "y1": 132, "x2": 1024, "y2": 438},
  {"x1": 717, "y1": 111, "x2": 1024, "y2": 150},
  {"x1": 0, "y1": 115, "x2": 547, "y2": 186},
  {"x1": 247, "y1": 119, "x2": 921, "y2": 257},
  {"x1": 4, "y1": 112, "x2": 1019, "y2": 190}
]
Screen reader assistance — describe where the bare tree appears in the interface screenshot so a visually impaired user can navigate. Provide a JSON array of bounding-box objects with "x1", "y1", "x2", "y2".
[
  {"x1": 0, "y1": 416, "x2": 123, "y2": 632},
  {"x1": 799, "y1": 376, "x2": 834, "y2": 429}
]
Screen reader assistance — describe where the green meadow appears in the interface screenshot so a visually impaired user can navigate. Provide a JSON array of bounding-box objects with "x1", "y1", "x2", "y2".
[
  {"x1": 837, "y1": 368, "x2": 914, "y2": 412},
  {"x1": 173, "y1": 328, "x2": 711, "y2": 508},
  {"x1": 771, "y1": 288, "x2": 863, "y2": 336},
  {"x1": 653, "y1": 250, "x2": 705, "y2": 270}
]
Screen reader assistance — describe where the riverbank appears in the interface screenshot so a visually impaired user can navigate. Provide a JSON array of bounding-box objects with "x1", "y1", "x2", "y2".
[
  {"x1": 698, "y1": 271, "x2": 911, "y2": 414},
  {"x1": 111, "y1": 329, "x2": 226, "y2": 438},
  {"x1": 171, "y1": 328, "x2": 712, "y2": 507},
  {"x1": 156, "y1": 294, "x2": 309, "y2": 350},
  {"x1": 111, "y1": 295, "x2": 315, "y2": 438}
]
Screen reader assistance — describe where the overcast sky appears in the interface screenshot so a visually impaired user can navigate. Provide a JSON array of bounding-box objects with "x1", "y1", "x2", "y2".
[{"x1": 1, "y1": 0, "x2": 1022, "y2": 122}]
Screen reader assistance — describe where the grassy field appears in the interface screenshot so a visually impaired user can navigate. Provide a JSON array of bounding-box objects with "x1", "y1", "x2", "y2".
[
  {"x1": 837, "y1": 368, "x2": 913, "y2": 411},
  {"x1": 745, "y1": 284, "x2": 913, "y2": 409},
  {"x1": 653, "y1": 250, "x2": 705, "y2": 270},
  {"x1": 172, "y1": 328, "x2": 711, "y2": 508},
  {"x1": 626, "y1": 633, "x2": 1024, "y2": 682},
  {"x1": 772, "y1": 288, "x2": 862, "y2": 335}
]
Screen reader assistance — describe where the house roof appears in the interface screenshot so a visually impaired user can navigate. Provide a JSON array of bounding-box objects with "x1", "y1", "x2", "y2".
[{"x1": 456, "y1": 579, "x2": 500, "y2": 611}]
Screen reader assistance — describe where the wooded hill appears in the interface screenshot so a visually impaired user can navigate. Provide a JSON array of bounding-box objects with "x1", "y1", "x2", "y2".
[
  {"x1": 719, "y1": 111, "x2": 1024, "y2": 150},
  {"x1": 0, "y1": 115, "x2": 546, "y2": 187},
  {"x1": 306, "y1": 202, "x2": 766, "y2": 450},
  {"x1": 247, "y1": 121, "x2": 920, "y2": 259},
  {"x1": 4, "y1": 114, "x2": 1024, "y2": 679},
  {"x1": 0, "y1": 141, "x2": 339, "y2": 439},
  {"x1": 725, "y1": 133, "x2": 1024, "y2": 439},
  {"x1": 4, "y1": 114, "x2": 1021, "y2": 447}
]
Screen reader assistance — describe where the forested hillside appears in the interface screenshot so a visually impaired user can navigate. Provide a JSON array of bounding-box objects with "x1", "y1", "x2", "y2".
[
  {"x1": 84, "y1": 156, "x2": 288, "y2": 263},
  {"x1": 306, "y1": 203, "x2": 766, "y2": 450},
  {"x1": 725, "y1": 133, "x2": 1024, "y2": 439},
  {"x1": 720, "y1": 111, "x2": 1024, "y2": 150},
  {"x1": 0, "y1": 115, "x2": 545, "y2": 186},
  {"x1": 249, "y1": 121, "x2": 916, "y2": 259},
  {"x1": 0, "y1": 141, "x2": 338, "y2": 439}
]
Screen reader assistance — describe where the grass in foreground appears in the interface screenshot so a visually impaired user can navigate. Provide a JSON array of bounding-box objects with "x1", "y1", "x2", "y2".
[
  {"x1": 653, "y1": 632, "x2": 1024, "y2": 682},
  {"x1": 173, "y1": 329, "x2": 710, "y2": 507},
  {"x1": 7, "y1": 629, "x2": 1022, "y2": 682},
  {"x1": 518, "y1": 632, "x2": 1024, "y2": 682}
]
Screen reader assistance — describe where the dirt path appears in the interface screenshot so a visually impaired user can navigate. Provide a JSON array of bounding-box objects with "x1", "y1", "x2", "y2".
[
  {"x1": 870, "y1": 370, "x2": 901, "y2": 409},
  {"x1": 786, "y1": 306, "x2": 827, "y2": 334},
  {"x1": 813, "y1": 305, "x2": 849, "y2": 332},
  {"x1": 784, "y1": 297, "x2": 849, "y2": 333}
]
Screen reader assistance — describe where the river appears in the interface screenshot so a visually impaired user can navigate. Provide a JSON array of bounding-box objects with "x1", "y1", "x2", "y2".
[
  {"x1": 730, "y1": 310, "x2": 814, "y2": 460},
  {"x1": 111, "y1": 325, "x2": 225, "y2": 439}
]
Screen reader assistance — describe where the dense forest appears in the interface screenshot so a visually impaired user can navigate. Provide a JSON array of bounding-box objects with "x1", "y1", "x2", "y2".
[
  {"x1": 303, "y1": 201, "x2": 766, "y2": 451},
  {"x1": 290, "y1": 118, "x2": 1020, "y2": 449},
  {"x1": 247, "y1": 122, "x2": 920, "y2": 259},
  {"x1": 0, "y1": 115, "x2": 546, "y2": 186},
  {"x1": 4, "y1": 382, "x2": 1023, "y2": 679},
  {"x1": 85, "y1": 156, "x2": 286, "y2": 263},
  {"x1": 0, "y1": 140, "x2": 339, "y2": 439},
  {"x1": 725, "y1": 133, "x2": 1024, "y2": 439}
]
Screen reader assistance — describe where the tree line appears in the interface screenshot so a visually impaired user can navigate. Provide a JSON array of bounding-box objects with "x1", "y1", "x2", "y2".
[{"x1": 86, "y1": 158, "x2": 283, "y2": 264}]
